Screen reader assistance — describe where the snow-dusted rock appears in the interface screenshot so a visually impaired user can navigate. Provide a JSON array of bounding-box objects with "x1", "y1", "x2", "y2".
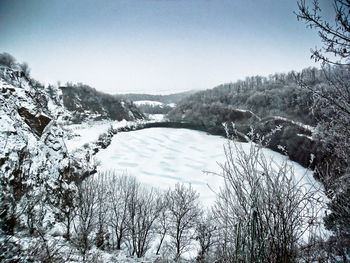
[{"x1": 0, "y1": 69, "x2": 94, "y2": 240}]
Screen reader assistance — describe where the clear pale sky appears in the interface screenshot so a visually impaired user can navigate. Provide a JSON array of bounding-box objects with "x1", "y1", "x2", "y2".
[{"x1": 0, "y1": 0, "x2": 332, "y2": 94}]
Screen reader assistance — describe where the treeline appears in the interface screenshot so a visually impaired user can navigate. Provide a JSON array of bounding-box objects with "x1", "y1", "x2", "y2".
[
  {"x1": 0, "y1": 52, "x2": 45, "y2": 91},
  {"x1": 0, "y1": 52, "x2": 30, "y2": 78},
  {"x1": 118, "y1": 90, "x2": 196, "y2": 104},
  {"x1": 168, "y1": 67, "x2": 330, "y2": 126},
  {"x1": 167, "y1": 66, "x2": 350, "y2": 173}
]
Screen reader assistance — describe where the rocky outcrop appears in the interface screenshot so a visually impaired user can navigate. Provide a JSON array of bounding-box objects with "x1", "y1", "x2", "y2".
[
  {"x1": 0, "y1": 69, "x2": 95, "y2": 237},
  {"x1": 17, "y1": 107, "x2": 51, "y2": 137}
]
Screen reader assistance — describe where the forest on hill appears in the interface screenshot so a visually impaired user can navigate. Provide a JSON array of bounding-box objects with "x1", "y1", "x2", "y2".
[
  {"x1": 168, "y1": 66, "x2": 344, "y2": 127},
  {"x1": 166, "y1": 66, "x2": 350, "y2": 172}
]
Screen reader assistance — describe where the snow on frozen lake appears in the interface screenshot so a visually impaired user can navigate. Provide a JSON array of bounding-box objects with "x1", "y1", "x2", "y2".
[
  {"x1": 65, "y1": 120, "x2": 144, "y2": 152},
  {"x1": 95, "y1": 127, "x2": 314, "y2": 207}
]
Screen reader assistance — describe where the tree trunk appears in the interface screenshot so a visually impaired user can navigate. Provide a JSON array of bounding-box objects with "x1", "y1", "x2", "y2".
[{"x1": 156, "y1": 230, "x2": 167, "y2": 255}]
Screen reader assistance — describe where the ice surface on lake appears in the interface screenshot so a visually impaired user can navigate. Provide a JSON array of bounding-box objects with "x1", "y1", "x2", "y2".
[{"x1": 95, "y1": 127, "x2": 314, "y2": 207}]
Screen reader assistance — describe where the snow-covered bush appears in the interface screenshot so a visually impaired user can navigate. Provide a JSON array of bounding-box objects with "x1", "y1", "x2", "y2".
[{"x1": 212, "y1": 141, "x2": 324, "y2": 262}]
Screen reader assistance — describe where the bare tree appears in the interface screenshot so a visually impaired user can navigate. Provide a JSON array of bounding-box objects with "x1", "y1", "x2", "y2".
[
  {"x1": 155, "y1": 193, "x2": 170, "y2": 255},
  {"x1": 54, "y1": 170, "x2": 78, "y2": 241},
  {"x1": 107, "y1": 173, "x2": 135, "y2": 250},
  {"x1": 166, "y1": 183, "x2": 201, "y2": 261},
  {"x1": 128, "y1": 186, "x2": 163, "y2": 258},
  {"x1": 213, "y1": 141, "x2": 324, "y2": 263},
  {"x1": 296, "y1": 1, "x2": 350, "y2": 260},
  {"x1": 26, "y1": 228, "x2": 74, "y2": 263},
  {"x1": 72, "y1": 177, "x2": 98, "y2": 261},
  {"x1": 94, "y1": 174, "x2": 109, "y2": 249},
  {"x1": 296, "y1": 0, "x2": 350, "y2": 66},
  {"x1": 195, "y1": 211, "x2": 217, "y2": 262},
  {"x1": 125, "y1": 175, "x2": 140, "y2": 256}
]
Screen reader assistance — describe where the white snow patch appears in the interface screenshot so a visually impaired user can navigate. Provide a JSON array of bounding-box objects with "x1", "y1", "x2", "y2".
[
  {"x1": 297, "y1": 133, "x2": 313, "y2": 140},
  {"x1": 64, "y1": 121, "x2": 116, "y2": 151},
  {"x1": 273, "y1": 116, "x2": 315, "y2": 132},
  {"x1": 64, "y1": 119, "x2": 153, "y2": 152},
  {"x1": 134, "y1": 100, "x2": 164, "y2": 106},
  {"x1": 147, "y1": 114, "x2": 166, "y2": 121}
]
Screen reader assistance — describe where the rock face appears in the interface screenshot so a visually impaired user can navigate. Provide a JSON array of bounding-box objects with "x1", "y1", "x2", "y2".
[
  {"x1": 0, "y1": 68, "x2": 94, "y2": 237},
  {"x1": 17, "y1": 107, "x2": 51, "y2": 137},
  {"x1": 60, "y1": 84, "x2": 145, "y2": 123}
]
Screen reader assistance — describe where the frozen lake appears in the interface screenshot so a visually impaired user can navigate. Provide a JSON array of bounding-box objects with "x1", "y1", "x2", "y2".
[{"x1": 94, "y1": 127, "x2": 311, "y2": 206}]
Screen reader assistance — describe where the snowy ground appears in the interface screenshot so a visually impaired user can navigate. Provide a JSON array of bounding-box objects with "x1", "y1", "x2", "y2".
[
  {"x1": 64, "y1": 120, "x2": 146, "y2": 152},
  {"x1": 93, "y1": 127, "x2": 317, "y2": 207},
  {"x1": 133, "y1": 100, "x2": 176, "y2": 108}
]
